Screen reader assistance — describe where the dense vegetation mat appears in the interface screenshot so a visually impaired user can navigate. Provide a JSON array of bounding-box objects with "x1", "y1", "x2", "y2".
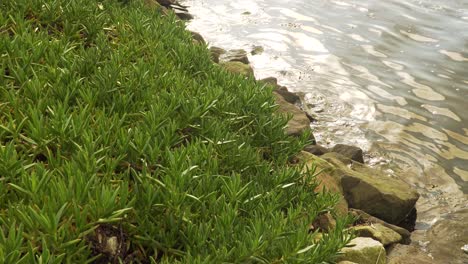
[{"x1": 0, "y1": 0, "x2": 350, "y2": 263}]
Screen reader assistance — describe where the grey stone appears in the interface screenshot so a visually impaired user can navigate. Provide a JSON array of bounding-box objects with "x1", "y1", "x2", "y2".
[
  {"x1": 304, "y1": 145, "x2": 329, "y2": 156},
  {"x1": 275, "y1": 86, "x2": 300, "y2": 104},
  {"x1": 330, "y1": 144, "x2": 364, "y2": 163},
  {"x1": 336, "y1": 237, "x2": 386, "y2": 264}
]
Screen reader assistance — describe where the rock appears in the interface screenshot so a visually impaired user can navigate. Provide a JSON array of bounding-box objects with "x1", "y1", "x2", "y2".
[
  {"x1": 311, "y1": 212, "x2": 336, "y2": 232},
  {"x1": 275, "y1": 86, "x2": 300, "y2": 104},
  {"x1": 426, "y1": 209, "x2": 468, "y2": 264},
  {"x1": 298, "y1": 152, "x2": 348, "y2": 216},
  {"x1": 349, "y1": 209, "x2": 411, "y2": 243},
  {"x1": 330, "y1": 144, "x2": 364, "y2": 163},
  {"x1": 258, "y1": 77, "x2": 278, "y2": 87},
  {"x1": 220, "y1": 49, "x2": 249, "y2": 64},
  {"x1": 305, "y1": 112, "x2": 317, "y2": 122},
  {"x1": 337, "y1": 261, "x2": 358, "y2": 264},
  {"x1": 209, "y1": 46, "x2": 226, "y2": 63},
  {"x1": 352, "y1": 223, "x2": 402, "y2": 246},
  {"x1": 174, "y1": 9, "x2": 193, "y2": 20},
  {"x1": 274, "y1": 94, "x2": 311, "y2": 138},
  {"x1": 322, "y1": 153, "x2": 419, "y2": 225},
  {"x1": 336, "y1": 237, "x2": 386, "y2": 264},
  {"x1": 251, "y1": 45, "x2": 264, "y2": 55},
  {"x1": 220, "y1": 61, "x2": 254, "y2": 77},
  {"x1": 144, "y1": 0, "x2": 161, "y2": 8},
  {"x1": 257, "y1": 78, "x2": 301, "y2": 105},
  {"x1": 190, "y1": 31, "x2": 205, "y2": 45},
  {"x1": 387, "y1": 244, "x2": 437, "y2": 264},
  {"x1": 304, "y1": 145, "x2": 329, "y2": 156}
]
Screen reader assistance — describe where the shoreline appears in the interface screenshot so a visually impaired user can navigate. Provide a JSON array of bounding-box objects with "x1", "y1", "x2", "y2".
[{"x1": 156, "y1": 1, "x2": 427, "y2": 263}]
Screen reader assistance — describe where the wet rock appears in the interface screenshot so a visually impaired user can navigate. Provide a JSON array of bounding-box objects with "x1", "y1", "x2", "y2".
[
  {"x1": 174, "y1": 9, "x2": 193, "y2": 20},
  {"x1": 387, "y1": 244, "x2": 436, "y2": 264},
  {"x1": 251, "y1": 45, "x2": 264, "y2": 55},
  {"x1": 323, "y1": 153, "x2": 419, "y2": 225},
  {"x1": 330, "y1": 144, "x2": 364, "y2": 163},
  {"x1": 209, "y1": 46, "x2": 226, "y2": 63},
  {"x1": 298, "y1": 152, "x2": 348, "y2": 216},
  {"x1": 305, "y1": 111, "x2": 317, "y2": 122},
  {"x1": 275, "y1": 86, "x2": 300, "y2": 104},
  {"x1": 220, "y1": 61, "x2": 254, "y2": 77},
  {"x1": 274, "y1": 94, "x2": 311, "y2": 138},
  {"x1": 336, "y1": 237, "x2": 386, "y2": 264},
  {"x1": 427, "y1": 209, "x2": 468, "y2": 264},
  {"x1": 304, "y1": 144, "x2": 329, "y2": 156},
  {"x1": 349, "y1": 209, "x2": 411, "y2": 243},
  {"x1": 220, "y1": 49, "x2": 250, "y2": 64},
  {"x1": 352, "y1": 223, "x2": 402, "y2": 246},
  {"x1": 190, "y1": 31, "x2": 205, "y2": 45},
  {"x1": 311, "y1": 212, "x2": 336, "y2": 232}
]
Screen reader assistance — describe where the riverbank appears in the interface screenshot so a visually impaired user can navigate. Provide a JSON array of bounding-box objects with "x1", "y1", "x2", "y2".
[
  {"x1": 0, "y1": 0, "x2": 355, "y2": 262},
  {"x1": 180, "y1": 0, "x2": 468, "y2": 263},
  {"x1": 161, "y1": 0, "x2": 428, "y2": 263}
]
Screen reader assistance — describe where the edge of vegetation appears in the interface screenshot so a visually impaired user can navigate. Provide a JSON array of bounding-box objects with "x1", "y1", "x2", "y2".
[{"x1": 0, "y1": 0, "x2": 352, "y2": 262}]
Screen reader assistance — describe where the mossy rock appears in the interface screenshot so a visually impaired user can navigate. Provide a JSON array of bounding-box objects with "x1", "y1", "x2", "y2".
[
  {"x1": 220, "y1": 61, "x2": 254, "y2": 77},
  {"x1": 352, "y1": 223, "x2": 402, "y2": 246},
  {"x1": 298, "y1": 152, "x2": 349, "y2": 216},
  {"x1": 322, "y1": 153, "x2": 419, "y2": 225}
]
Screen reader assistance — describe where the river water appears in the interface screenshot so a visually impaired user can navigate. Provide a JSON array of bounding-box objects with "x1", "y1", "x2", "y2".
[{"x1": 182, "y1": 0, "x2": 468, "y2": 262}]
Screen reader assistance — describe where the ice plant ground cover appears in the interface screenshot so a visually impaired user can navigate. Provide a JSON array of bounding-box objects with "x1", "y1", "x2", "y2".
[{"x1": 0, "y1": 0, "x2": 351, "y2": 262}]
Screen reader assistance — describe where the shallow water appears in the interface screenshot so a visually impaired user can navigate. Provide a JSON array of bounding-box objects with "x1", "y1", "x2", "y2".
[{"x1": 183, "y1": 0, "x2": 468, "y2": 261}]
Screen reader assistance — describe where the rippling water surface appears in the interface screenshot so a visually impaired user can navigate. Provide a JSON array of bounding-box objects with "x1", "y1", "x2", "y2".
[{"x1": 183, "y1": 0, "x2": 468, "y2": 261}]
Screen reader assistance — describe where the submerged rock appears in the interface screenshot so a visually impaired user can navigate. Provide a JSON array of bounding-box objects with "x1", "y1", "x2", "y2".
[
  {"x1": 352, "y1": 223, "x2": 402, "y2": 246},
  {"x1": 336, "y1": 237, "x2": 386, "y2": 264},
  {"x1": 220, "y1": 61, "x2": 254, "y2": 77},
  {"x1": 251, "y1": 45, "x2": 264, "y2": 55},
  {"x1": 387, "y1": 244, "x2": 436, "y2": 264},
  {"x1": 427, "y1": 209, "x2": 468, "y2": 264}
]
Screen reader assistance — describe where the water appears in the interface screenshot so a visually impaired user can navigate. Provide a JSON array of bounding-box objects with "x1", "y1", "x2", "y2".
[{"x1": 182, "y1": 0, "x2": 468, "y2": 261}]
